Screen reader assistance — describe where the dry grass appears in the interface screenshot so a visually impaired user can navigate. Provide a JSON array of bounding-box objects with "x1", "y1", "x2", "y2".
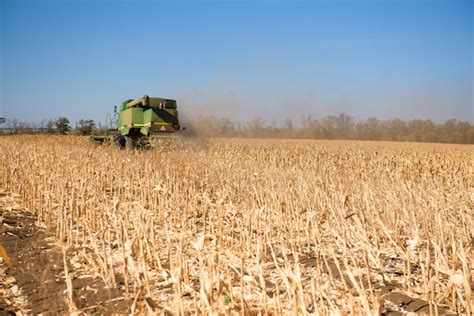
[{"x1": 0, "y1": 135, "x2": 472, "y2": 314}]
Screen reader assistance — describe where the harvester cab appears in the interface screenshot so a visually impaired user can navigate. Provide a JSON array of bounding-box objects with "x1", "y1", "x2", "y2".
[{"x1": 89, "y1": 95, "x2": 181, "y2": 149}]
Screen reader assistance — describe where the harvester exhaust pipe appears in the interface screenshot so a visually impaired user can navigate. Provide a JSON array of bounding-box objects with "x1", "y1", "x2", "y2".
[{"x1": 127, "y1": 95, "x2": 149, "y2": 108}]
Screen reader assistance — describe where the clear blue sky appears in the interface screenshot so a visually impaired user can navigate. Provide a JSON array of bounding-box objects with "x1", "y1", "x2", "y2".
[{"x1": 1, "y1": 0, "x2": 473, "y2": 125}]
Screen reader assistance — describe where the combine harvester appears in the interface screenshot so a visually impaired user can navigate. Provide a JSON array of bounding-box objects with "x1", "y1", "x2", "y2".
[{"x1": 90, "y1": 95, "x2": 181, "y2": 149}]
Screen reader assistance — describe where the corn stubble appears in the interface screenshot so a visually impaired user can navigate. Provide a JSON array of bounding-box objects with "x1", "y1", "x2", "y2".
[{"x1": 0, "y1": 135, "x2": 472, "y2": 314}]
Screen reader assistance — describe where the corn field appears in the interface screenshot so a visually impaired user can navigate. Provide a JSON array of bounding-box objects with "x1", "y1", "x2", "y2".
[{"x1": 0, "y1": 135, "x2": 472, "y2": 314}]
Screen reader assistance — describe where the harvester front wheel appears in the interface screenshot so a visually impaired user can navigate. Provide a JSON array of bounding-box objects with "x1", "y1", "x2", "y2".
[
  {"x1": 113, "y1": 134, "x2": 126, "y2": 149},
  {"x1": 125, "y1": 136, "x2": 136, "y2": 150}
]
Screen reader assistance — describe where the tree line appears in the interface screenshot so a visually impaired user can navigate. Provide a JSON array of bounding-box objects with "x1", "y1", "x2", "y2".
[
  {"x1": 1, "y1": 113, "x2": 473, "y2": 144},
  {"x1": 1, "y1": 117, "x2": 96, "y2": 135},
  {"x1": 187, "y1": 113, "x2": 474, "y2": 144}
]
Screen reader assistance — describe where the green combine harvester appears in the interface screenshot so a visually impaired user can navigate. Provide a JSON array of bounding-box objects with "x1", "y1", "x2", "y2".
[{"x1": 90, "y1": 95, "x2": 181, "y2": 149}]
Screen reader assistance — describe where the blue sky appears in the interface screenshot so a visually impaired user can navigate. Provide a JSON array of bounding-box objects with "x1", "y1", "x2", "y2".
[{"x1": 1, "y1": 0, "x2": 473, "y2": 125}]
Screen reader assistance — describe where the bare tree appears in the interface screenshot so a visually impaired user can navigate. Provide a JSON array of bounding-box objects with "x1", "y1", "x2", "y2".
[
  {"x1": 77, "y1": 119, "x2": 96, "y2": 135},
  {"x1": 246, "y1": 116, "x2": 265, "y2": 137},
  {"x1": 6, "y1": 118, "x2": 19, "y2": 134}
]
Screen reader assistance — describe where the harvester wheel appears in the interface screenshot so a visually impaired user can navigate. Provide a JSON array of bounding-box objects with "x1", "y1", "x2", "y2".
[
  {"x1": 125, "y1": 137, "x2": 136, "y2": 150},
  {"x1": 113, "y1": 134, "x2": 126, "y2": 149}
]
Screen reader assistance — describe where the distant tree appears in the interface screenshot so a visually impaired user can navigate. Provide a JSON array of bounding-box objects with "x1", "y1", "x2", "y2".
[
  {"x1": 31, "y1": 121, "x2": 40, "y2": 133},
  {"x1": 301, "y1": 114, "x2": 315, "y2": 130},
  {"x1": 320, "y1": 115, "x2": 338, "y2": 139},
  {"x1": 356, "y1": 117, "x2": 382, "y2": 140},
  {"x1": 17, "y1": 122, "x2": 33, "y2": 134},
  {"x1": 246, "y1": 116, "x2": 265, "y2": 137},
  {"x1": 466, "y1": 125, "x2": 474, "y2": 144},
  {"x1": 38, "y1": 119, "x2": 48, "y2": 133},
  {"x1": 55, "y1": 117, "x2": 70, "y2": 134},
  {"x1": 6, "y1": 118, "x2": 19, "y2": 134},
  {"x1": 46, "y1": 119, "x2": 55, "y2": 133},
  {"x1": 335, "y1": 113, "x2": 355, "y2": 139},
  {"x1": 77, "y1": 119, "x2": 96, "y2": 135},
  {"x1": 385, "y1": 118, "x2": 407, "y2": 141},
  {"x1": 284, "y1": 118, "x2": 294, "y2": 131},
  {"x1": 300, "y1": 114, "x2": 319, "y2": 138}
]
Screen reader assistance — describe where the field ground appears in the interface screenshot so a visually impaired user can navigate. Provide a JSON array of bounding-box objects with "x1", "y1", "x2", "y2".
[{"x1": 0, "y1": 135, "x2": 472, "y2": 314}]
